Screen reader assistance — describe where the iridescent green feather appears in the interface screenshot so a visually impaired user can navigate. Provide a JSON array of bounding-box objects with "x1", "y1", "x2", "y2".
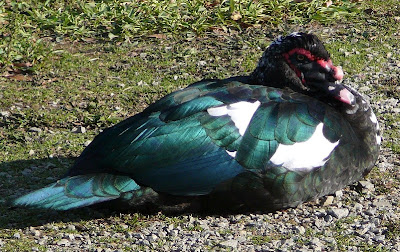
[
  {"x1": 248, "y1": 103, "x2": 279, "y2": 141},
  {"x1": 12, "y1": 174, "x2": 140, "y2": 210},
  {"x1": 274, "y1": 107, "x2": 295, "y2": 145},
  {"x1": 295, "y1": 103, "x2": 320, "y2": 127},
  {"x1": 287, "y1": 112, "x2": 316, "y2": 142},
  {"x1": 236, "y1": 139, "x2": 279, "y2": 171},
  {"x1": 160, "y1": 96, "x2": 224, "y2": 121},
  {"x1": 322, "y1": 110, "x2": 343, "y2": 143}
]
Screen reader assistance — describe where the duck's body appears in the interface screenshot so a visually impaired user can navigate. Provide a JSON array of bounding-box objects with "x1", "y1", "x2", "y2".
[{"x1": 12, "y1": 33, "x2": 380, "y2": 211}]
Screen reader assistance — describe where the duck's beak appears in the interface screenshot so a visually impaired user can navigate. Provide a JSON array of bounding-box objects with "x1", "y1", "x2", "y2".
[
  {"x1": 305, "y1": 62, "x2": 355, "y2": 106},
  {"x1": 326, "y1": 65, "x2": 355, "y2": 106},
  {"x1": 322, "y1": 82, "x2": 356, "y2": 106}
]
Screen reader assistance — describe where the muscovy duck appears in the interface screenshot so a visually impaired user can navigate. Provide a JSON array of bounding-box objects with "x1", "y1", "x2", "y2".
[{"x1": 11, "y1": 33, "x2": 380, "y2": 212}]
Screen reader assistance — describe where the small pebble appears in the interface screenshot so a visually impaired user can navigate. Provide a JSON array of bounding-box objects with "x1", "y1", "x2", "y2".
[
  {"x1": 323, "y1": 196, "x2": 334, "y2": 206},
  {"x1": 219, "y1": 239, "x2": 238, "y2": 249},
  {"x1": 67, "y1": 224, "x2": 76, "y2": 231},
  {"x1": 56, "y1": 239, "x2": 70, "y2": 246},
  {"x1": 29, "y1": 127, "x2": 42, "y2": 133},
  {"x1": 327, "y1": 208, "x2": 349, "y2": 219},
  {"x1": 71, "y1": 126, "x2": 86, "y2": 134}
]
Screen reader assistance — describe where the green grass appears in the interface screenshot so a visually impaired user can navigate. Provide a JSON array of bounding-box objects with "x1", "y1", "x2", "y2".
[
  {"x1": 1, "y1": 0, "x2": 361, "y2": 65},
  {"x1": 250, "y1": 235, "x2": 274, "y2": 245}
]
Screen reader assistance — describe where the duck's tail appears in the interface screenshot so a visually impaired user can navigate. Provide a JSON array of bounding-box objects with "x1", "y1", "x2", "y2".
[{"x1": 11, "y1": 174, "x2": 140, "y2": 210}]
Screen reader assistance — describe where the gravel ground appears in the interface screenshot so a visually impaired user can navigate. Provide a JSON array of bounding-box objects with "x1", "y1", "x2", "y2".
[{"x1": 1, "y1": 26, "x2": 400, "y2": 251}]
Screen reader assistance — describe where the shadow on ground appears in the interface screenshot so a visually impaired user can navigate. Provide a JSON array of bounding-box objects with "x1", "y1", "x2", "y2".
[{"x1": 1, "y1": 158, "x2": 278, "y2": 229}]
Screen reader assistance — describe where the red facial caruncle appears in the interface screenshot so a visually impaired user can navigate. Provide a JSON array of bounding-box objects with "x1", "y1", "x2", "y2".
[
  {"x1": 283, "y1": 48, "x2": 344, "y2": 83},
  {"x1": 282, "y1": 48, "x2": 354, "y2": 105}
]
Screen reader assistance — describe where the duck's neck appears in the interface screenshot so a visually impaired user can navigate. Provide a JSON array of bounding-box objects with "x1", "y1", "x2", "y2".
[
  {"x1": 338, "y1": 87, "x2": 381, "y2": 173},
  {"x1": 250, "y1": 55, "x2": 311, "y2": 94}
]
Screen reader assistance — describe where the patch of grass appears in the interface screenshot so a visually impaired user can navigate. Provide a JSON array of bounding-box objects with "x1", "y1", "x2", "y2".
[
  {"x1": 187, "y1": 224, "x2": 204, "y2": 232},
  {"x1": 381, "y1": 114, "x2": 400, "y2": 154},
  {"x1": 0, "y1": 239, "x2": 46, "y2": 251},
  {"x1": 250, "y1": 233, "x2": 291, "y2": 245},
  {"x1": 331, "y1": 216, "x2": 383, "y2": 251},
  {"x1": 0, "y1": 0, "x2": 361, "y2": 66},
  {"x1": 383, "y1": 219, "x2": 400, "y2": 240},
  {"x1": 250, "y1": 235, "x2": 273, "y2": 245}
]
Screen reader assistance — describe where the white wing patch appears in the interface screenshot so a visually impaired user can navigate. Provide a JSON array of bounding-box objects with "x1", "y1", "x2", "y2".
[
  {"x1": 270, "y1": 123, "x2": 339, "y2": 171},
  {"x1": 376, "y1": 135, "x2": 382, "y2": 145},
  {"x1": 225, "y1": 150, "x2": 237, "y2": 158},
  {"x1": 370, "y1": 112, "x2": 378, "y2": 124},
  {"x1": 207, "y1": 101, "x2": 261, "y2": 136},
  {"x1": 369, "y1": 111, "x2": 381, "y2": 145}
]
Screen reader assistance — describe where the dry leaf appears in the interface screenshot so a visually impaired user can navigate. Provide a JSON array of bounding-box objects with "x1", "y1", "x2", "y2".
[
  {"x1": 148, "y1": 34, "x2": 167, "y2": 39},
  {"x1": 211, "y1": 27, "x2": 229, "y2": 36},
  {"x1": 13, "y1": 62, "x2": 33, "y2": 68},
  {"x1": 81, "y1": 37, "x2": 96, "y2": 43},
  {"x1": 230, "y1": 11, "x2": 242, "y2": 21},
  {"x1": 128, "y1": 51, "x2": 139, "y2": 57},
  {"x1": 3, "y1": 74, "x2": 33, "y2": 81},
  {"x1": 41, "y1": 78, "x2": 59, "y2": 85},
  {"x1": 325, "y1": 0, "x2": 333, "y2": 7},
  {"x1": 205, "y1": 0, "x2": 220, "y2": 8}
]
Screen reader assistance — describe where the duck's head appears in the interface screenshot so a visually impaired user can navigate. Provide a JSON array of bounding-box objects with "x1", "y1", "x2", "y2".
[{"x1": 251, "y1": 32, "x2": 355, "y2": 106}]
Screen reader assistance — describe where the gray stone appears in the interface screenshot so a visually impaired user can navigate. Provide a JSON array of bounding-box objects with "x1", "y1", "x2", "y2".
[
  {"x1": 56, "y1": 239, "x2": 71, "y2": 246},
  {"x1": 67, "y1": 224, "x2": 76, "y2": 231},
  {"x1": 219, "y1": 239, "x2": 238, "y2": 249},
  {"x1": 146, "y1": 233, "x2": 158, "y2": 242},
  {"x1": 294, "y1": 226, "x2": 306, "y2": 234},
  {"x1": 358, "y1": 181, "x2": 375, "y2": 192},
  {"x1": 138, "y1": 240, "x2": 150, "y2": 246},
  {"x1": 66, "y1": 234, "x2": 75, "y2": 241},
  {"x1": 323, "y1": 195, "x2": 334, "y2": 206},
  {"x1": 328, "y1": 208, "x2": 349, "y2": 219},
  {"x1": 31, "y1": 229, "x2": 41, "y2": 237},
  {"x1": 354, "y1": 203, "x2": 363, "y2": 211},
  {"x1": 335, "y1": 190, "x2": 343, "y2": 198},
  {"x1": 29, "y1": 127, "x2": 42, "y2": 133},
  {"x1": 366, "y1": 208, "x2": 377, "y2": 216},
  {"x1": 324, "y1": 214, "x2": 334, "y2": 223},
  {"x1": 71, "y1": 126, "x2": 86, "y2": 133},
  {"x1": 169, "y1": 229, "x2": 179, "y2": 236},
  {"x1": 373, "y1": 199, "x2": 391, "y2": 208},
  {"x1": 130, "y1": 232, "x2": 144, "y2": 240},
  {"x1": 197, "y1": 60, "x2": 207, "y2": 66},
  {"x1": 393, "y1": 108, "x2": 400, "y2": 113},
  {"x1": 84, "y1": 140, "x2": 92, "y2": 146},
  {"x1": 0, "y1": 111, "x2": 10, "y2": 117},
  {"x1": 373, "y1": 235, "x2": 386, "y2": 243}
]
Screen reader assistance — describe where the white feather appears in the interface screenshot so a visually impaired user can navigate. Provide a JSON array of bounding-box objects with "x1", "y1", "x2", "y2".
[
  {"x1": 226, "y1": 150, "x2": 237, "y2": 158},
  {"x1": 370, "y1": 112, "x2": 377, "y2": 124},
  {"x1": 270, "y1": 123, "x2": 339, "y2": 171},
  {"x1": 376, "y1": 135, "x2": 382, "y2": 145},
  {"x1": 206, "y1": 106, "x2": 228, "y2": 116},
  {"x1": 369, "y1": 111, "x2": 381, "y2": 145},
  {"x1": 207, "y1": 101, "x2": 261, "y2": 136}
]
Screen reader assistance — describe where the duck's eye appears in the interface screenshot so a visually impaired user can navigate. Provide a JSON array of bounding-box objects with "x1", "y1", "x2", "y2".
[{"x1": 296, "y1": 54, "x2": 305, "y2": 61}]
